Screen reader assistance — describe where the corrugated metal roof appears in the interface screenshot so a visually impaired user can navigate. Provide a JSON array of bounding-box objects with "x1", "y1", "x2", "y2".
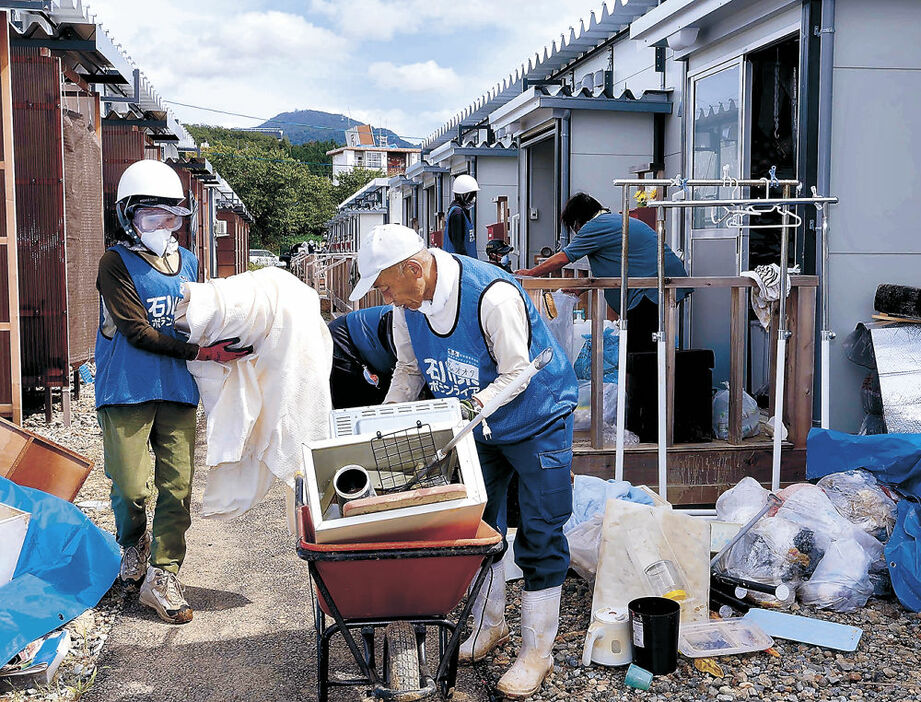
[
  {"x1": 420, "y1": 0, "x2": 660, "y2": 151},
  {"x1": 11, "y1": 0, "x2": 196, "y2": 149}
]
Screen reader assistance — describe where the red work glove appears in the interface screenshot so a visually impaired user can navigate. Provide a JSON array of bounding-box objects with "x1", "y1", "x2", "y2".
[{"x1": 195, "y1": 337, "x2": 253, "y2": 362}]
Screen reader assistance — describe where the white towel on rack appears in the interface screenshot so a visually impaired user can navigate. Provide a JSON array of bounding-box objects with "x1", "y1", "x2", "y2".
[
  {"x1": 741, "y1": 263, "x2": 799, "y2": 330},
  {"x1": 179, "y1": 267, "x2": 332, "y2": 519}
]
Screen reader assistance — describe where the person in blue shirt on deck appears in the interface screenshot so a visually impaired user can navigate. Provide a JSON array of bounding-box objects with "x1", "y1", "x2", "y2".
[{"x1": 517, "y1": 192, "x2": 691, "y2": 353}]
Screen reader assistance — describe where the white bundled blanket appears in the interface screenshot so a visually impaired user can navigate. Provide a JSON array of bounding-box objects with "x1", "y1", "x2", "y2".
[{"x1": 180, "y1": 267, "x2": 332, "y2": 519}]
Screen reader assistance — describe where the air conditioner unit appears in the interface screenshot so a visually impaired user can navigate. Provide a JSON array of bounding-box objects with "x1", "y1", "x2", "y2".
[{"x1": 214, "y1": 220, "x2": 228, "y2": 236}]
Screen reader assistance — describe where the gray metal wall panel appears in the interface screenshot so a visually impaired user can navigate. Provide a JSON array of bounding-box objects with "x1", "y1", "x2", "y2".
[
  {"x1": 474, "y1": 157, "x2": 517, "y2": 257},
  {"x1": 828, "y1": 69, "x2": 921, "y2": 254},
  {"x1": 689, "y1": 237, "x2": 736, "y2": 385},
  {"x1": 827, "y1": 253, "x2": 921, "y2": 431},
  {"x1": 834, "y1": 0, "x2": 921, "y2": 68},
  {"x1": 826, "y1": 0, "x2": 921, "y2": 431}
]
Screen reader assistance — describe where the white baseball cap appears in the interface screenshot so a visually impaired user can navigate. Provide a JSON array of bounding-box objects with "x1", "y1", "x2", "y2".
[{"x1": 349, "y1": 224, "x2": 426, "y2": 301}]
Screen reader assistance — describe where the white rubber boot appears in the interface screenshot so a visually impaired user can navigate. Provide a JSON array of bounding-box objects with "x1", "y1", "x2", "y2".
[
  {"x1": 495, "y1": 585, "x2": 561, "y2": 699},
  {"x1": 459, "y1": 561, "x2": 509, "y2": 664}
]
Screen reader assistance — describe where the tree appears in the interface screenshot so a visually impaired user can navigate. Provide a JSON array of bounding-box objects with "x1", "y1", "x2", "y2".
[
  {"x1": 202, "y1": 139, "x2": 335, "y2": 252},
  {"x1": 187, "y1": 124, "x2": 385, "y2": 252}
]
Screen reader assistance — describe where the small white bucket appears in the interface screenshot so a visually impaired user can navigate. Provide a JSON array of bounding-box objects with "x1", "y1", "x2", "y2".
[{"x1": 0, "y1": 503, "x2": 31, "y2": 587}]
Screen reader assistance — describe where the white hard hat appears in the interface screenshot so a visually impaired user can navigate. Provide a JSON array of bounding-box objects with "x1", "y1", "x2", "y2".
[
  {"x1": 116, "y1": 159, "x2": 185, "y2": 203},
  {"x1": 452, "y1": 174, "x2": 480, "y2": 195},
  {"x1": 349, "y1": 224, "x2": 425, "y2": 301}
]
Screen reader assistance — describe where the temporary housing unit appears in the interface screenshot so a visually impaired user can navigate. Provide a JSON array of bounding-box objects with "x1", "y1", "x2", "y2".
[
  {"x1": 2, "y1": 1, "x2": 246, "y2": 423},
  {"x1": 387, "y1": 174, "x2": 420, "y2": 234},
  {"x1": 425, "y1": 127, "x2": 518, "y2": 259},
  {"x1": 412, "y1": 0, "x2": 921, "y2": 501},
  {"x1": 325, "y1": 178, "x2": 390, "y2": 253},
  {"x1": 403, "y1": 160, "x2": 450, "y2": 248},
  {"x1": 213, "y1": 175, "x2": 253, "y2": 279}
]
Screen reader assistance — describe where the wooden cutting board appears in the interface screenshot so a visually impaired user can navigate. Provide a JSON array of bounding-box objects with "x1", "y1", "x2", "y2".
[{"x1": 342, "y1": 484, "x2": 468, "y2": 517}]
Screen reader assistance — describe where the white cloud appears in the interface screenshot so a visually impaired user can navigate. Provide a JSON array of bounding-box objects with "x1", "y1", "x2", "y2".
[
  {"x1": 81, "y1": 0, "x2": 612, "y2": 140},
  {"x1": 368, "y1": 60, "x2": 461, "y2": 93}
]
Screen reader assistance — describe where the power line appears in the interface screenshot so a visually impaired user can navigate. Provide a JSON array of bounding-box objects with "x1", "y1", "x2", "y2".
[
  {"x1": 205, "y1": 149, "x2": 387, "y2": 172},
  {"x1": 164, "y1": 99, "x2": 425, "y2": 143}
]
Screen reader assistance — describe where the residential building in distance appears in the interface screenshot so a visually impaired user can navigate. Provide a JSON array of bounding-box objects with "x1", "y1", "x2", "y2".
[{"x1": 327, "y1": 124, "x2": 420, "y2": 184}]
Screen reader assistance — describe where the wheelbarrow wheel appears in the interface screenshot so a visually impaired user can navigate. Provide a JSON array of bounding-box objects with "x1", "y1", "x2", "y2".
[{"x1": 384, "y1": 621, "x2": 420, "y2": 692}]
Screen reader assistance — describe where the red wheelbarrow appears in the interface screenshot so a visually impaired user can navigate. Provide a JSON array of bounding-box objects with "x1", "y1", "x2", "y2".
[{"x1": 295, "y1": 474, "x2": 503, "y2": 701}]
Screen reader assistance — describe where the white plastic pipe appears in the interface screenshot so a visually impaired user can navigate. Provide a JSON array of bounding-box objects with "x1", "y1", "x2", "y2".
[
  {"x1": 657, "y1": 338, "x2": 668, "y2": 501},
  {"x1": 771, "y1": 336, "x2": 787, "y2": 492},
  {"x1": 615, "y1": 326, "x2": 628, "y2": 482},
  {"x1": 821, "y1": 334, "x2": 831, "y2": 429}
]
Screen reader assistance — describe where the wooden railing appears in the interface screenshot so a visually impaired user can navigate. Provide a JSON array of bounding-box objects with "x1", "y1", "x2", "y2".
[
  {"x1": 518, "y1": 275, "x2": 817, "y2": 451},
  {"x1": 291, "y1": 252, "x2": 383, "y2": 316}
]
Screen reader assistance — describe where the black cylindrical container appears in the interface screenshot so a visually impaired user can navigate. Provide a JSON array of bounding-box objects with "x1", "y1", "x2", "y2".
[{"x1": 628, "y1": 596, "x2": 681, "y2": 675}]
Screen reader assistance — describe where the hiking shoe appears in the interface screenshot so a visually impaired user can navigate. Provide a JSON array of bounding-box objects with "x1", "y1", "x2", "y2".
[
  {"x1": 139, "y1": 566, "x2": 194, "y2": 624},
  {"x1": 119, "y1": 532, "x2": 150, "y2": 587}
]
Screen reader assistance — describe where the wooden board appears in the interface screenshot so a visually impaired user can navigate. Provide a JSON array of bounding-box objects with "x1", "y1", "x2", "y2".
[
  {"x1": 0, "y1": 416, "x2": 92, "y2": 501},
  {"x1": 342, "y1": 483, "x2": 468, "y2": 517},
  {"x1": 572, "y1": 440, "x2": 806, "y2": 506}
]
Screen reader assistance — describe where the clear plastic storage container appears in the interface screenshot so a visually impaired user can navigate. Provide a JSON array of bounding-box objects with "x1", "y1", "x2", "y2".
[{"x1": 678, "y1": 618, "x2": 774, "y2": 658}]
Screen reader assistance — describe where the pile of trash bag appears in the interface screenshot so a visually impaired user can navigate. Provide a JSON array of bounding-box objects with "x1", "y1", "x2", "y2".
[{"x1": 716, "y1": 470, "x2": 897, "y2": 612}]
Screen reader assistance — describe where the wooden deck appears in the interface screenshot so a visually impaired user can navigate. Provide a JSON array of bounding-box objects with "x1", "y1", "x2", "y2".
[{"x1": 572, "y1": 434, "x2": 806, "y2": 505}]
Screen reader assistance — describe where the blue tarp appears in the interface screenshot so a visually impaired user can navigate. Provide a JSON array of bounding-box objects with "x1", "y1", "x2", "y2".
[
  {"x1": 0, "y1": 476, "x2": 120, "y2": 665},
  {"x1": 564, "y1": 474, "x2": 655, "y2": 533},
  {"x1": 807, "y1": 428, "x2": 921, "y2": 611}
]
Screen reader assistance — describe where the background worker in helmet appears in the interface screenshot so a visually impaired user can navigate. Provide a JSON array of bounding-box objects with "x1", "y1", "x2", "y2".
[
  {"x1": 95, "y1": 159, "x2": 251, "y2": 624},
  {"x1": 350, "y1": 224, "x2": 577, "y2": 699},
  {"x1": 486, "y1": 239, "x2": 514, "y2": 273},
  {"x1": 444, "y1": 174, "x2": 480, "y2": 258},
  {"x1": 327, "y1": 305, "x2": 397, "y2": 408}
]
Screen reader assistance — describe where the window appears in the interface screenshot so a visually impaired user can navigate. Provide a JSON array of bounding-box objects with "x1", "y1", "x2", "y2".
[
  {"x1": 364, "y1": 151, "x2": 382, "y2": 169},
  {"x1": 691, "y1": 63, "x2": 741, "y2": 229}
]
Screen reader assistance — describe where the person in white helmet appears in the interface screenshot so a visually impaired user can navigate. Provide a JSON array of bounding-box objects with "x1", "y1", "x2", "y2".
[
  {"x1": 95, "y1": 159, "x2": 252, "y2": 624},
  {"x1": 444, "y1": 174, "x2": 480, "y2": 259}
]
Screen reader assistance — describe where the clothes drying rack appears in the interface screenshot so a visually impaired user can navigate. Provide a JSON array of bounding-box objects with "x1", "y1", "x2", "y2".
[{"x1": 610, "y1": 172, "x2": 838, "y2": 504}]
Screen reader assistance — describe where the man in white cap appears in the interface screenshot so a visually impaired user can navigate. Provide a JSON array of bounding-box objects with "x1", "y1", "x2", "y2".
[{"x1": 350, "y1": 224, "x2": 577, "y2": 699}]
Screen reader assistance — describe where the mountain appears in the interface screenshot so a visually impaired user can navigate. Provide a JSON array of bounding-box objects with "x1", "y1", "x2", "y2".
[{"x1": 257, "y1": 109, "x2": 413, "y2": 148}]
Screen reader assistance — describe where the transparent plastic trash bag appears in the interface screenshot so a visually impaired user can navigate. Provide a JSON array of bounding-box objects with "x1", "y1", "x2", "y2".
[
  {"x1": 816, "y1": 469, "x2": 897, "y2": 541},
  {"x1": 798, "y1": 538, "x2": 875, "y2": 612},
  {"x1": 712, "y1": 383, "x2": 760, "y2": 440}
]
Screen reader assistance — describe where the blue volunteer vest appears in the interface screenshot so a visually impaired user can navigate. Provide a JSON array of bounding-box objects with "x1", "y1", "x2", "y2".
[
  {"x1": 404, "y1": 256, "x2": 577, "y2": 444},
  {"x1": 345, "y1": 305, "x2": 396, "y2": 374},
  {"x1": 95, "y1": 244, "x2": 200, "y2": 409},
  {"x1": 444, "y1": 204, "x2": 478, "y2": 259}
]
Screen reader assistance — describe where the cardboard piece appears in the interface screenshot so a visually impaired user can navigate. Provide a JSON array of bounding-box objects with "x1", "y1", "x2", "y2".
[
  {"x1": 0, "y1": 503, "x2": 30, "y2": 586},
  {"x1": 591, "y1": 500, "x2": 711, "y2": 624}
]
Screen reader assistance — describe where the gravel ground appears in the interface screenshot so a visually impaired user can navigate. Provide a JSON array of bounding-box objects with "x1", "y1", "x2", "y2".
[
  {"x1": 469, "y1": 577, "x2": 921, "y2": 702},
  {"x1": 6, "y1": 381, "x2": 921, "y2": 701}
]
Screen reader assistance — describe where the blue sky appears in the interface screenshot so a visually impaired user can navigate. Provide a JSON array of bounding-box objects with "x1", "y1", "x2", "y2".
[{"x1": 86, "y1": 0, "x2": 595, "y2": 142}]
